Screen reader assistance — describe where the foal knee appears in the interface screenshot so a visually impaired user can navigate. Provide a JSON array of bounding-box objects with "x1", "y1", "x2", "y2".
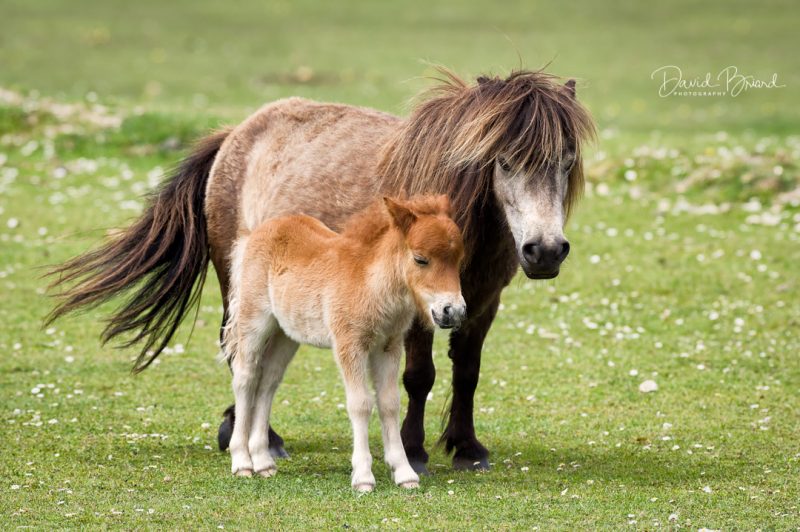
[{"x1": 346, "y1": 393, "x2": 373, "y2": 419}]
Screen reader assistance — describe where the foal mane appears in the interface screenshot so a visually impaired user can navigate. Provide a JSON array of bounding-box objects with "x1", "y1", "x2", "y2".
[{"x1": 376, "y1": 68, "x2": 596, "y2": 253}]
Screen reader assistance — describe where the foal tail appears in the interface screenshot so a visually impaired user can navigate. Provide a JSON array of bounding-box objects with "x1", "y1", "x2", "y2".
[{"x1": 46, "y1": 128, "x2": 231, "y2": 372}]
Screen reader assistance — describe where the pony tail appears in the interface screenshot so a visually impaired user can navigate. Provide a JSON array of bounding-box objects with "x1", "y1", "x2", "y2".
[{"x1": 46, "y1": 128, "x2": 230, "y2": 372}]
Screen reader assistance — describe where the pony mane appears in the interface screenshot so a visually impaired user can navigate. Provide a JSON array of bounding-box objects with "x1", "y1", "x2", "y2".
[
  {"x1": 341, "y1": 195, "x2": 450, "y2": 244},
  {"x1": 376, "y1": 68, "x2": 596, "y2": 253}
]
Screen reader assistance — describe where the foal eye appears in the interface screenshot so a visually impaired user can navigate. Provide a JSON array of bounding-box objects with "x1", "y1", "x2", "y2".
[
  {"x1": 413, "y1": 255, "x2": 429, "y2": 266},
  {"x1": 497, "y1": 157, "x2": 512, "y2": 173}
]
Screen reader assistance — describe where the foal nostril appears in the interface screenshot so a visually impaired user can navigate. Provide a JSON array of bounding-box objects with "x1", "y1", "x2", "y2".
[
  {"x1": 442, "y1": 305, "x2": 452, "y2": 317},
  {"x1": 521, "y1": 241, "x2": 542, "y2": 264}
]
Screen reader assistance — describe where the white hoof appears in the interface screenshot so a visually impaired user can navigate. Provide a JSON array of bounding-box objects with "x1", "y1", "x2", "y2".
[
  {"x1": 393, "y1": 466, "x2": 420, "y2": 487},
  {"x1": 256, "y1": 466, "x2": 277, "y2": 478},
  {"x1": 233, "y1": 468, "x2": 253, "y2": 477},
  {"x1": 353, "y1": 482, "x2": 375, "y2": 493}
]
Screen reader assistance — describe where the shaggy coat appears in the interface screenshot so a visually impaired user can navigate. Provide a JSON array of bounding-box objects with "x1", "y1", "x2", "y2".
[
  {"x1": 48, "y1": 69, "x2": 595, "y2": 472},
  {"x1": 222, "y1": 195, "x2": 464, "y2": 490}
]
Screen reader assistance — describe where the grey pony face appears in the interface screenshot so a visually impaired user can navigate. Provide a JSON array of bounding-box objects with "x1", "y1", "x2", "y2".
[{"x1": 492, "y1": 149, "x2": 576, "y2": 279}]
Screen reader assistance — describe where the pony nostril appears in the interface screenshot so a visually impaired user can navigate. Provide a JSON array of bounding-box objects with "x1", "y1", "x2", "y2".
[
  {"x1": 521, "y1": 241, "x2": 542, "y2": 264},
  {"x1": 559, "y1": 241, "x2": 570, "y2": 261},
  {"x1": 443, "y1": 305, "x2": 452, "y2": 317}
]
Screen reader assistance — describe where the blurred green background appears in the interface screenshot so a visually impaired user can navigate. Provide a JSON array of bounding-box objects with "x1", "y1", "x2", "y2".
[
  {"x1": 1, "y1": 1, "x2": 798, "y2": 529},
  {"x1": 2, "y1": 0, "x2": 798, "y2": 133}
]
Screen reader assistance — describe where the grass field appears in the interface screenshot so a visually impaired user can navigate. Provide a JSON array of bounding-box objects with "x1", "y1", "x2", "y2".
[{"x1": 1, "y1": 0, "x2": 799, "y2": 529}]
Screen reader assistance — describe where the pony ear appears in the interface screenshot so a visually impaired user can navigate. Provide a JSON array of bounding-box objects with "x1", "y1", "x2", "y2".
[
  {"x1": 565, "y1": 79, "x2": 577, "y2": 98},
  {"x1": 383, "y1": 197, "x2": 417, "y2": 234}
]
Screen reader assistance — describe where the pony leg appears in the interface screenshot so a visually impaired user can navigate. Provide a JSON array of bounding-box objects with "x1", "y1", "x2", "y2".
[
  {"x1": 228, "y1": 316, "x2": 277, "y2": 476},
  {"x1": 370, "y1": 341, "x2": 419, "y2": 489},
  {"x1": 248, "y1": 332, "x2": 298, "y2": 477},
  {"x1": 400, "y1": 321, "x2": 435, "y2": 475},
  {"x1": 445, "y1": 295, "x2": 500, "y2": 471},
  {"x1": 336, "y1": 344, "x2": 375, "y2": 492}
]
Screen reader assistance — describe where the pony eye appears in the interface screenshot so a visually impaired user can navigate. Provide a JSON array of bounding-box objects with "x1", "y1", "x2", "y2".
[
  {"x1": 413, "y1": 255, "x2": 429, "y2": 266},
  {"x1": 497, "y1": 157, "x2": 512, "y2": 172}
]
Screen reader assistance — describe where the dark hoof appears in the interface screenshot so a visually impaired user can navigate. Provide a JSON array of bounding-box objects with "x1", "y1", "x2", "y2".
[
  {"x1": 452, "y1": 456, "x2": 490, "y2": 471},
  {"x1": 269, "y1": 445, "x2": 290, "y2": 459},
  {"x1": 408, "y1": 459, "x2": 430, "y2": 476},
  {"x1": 217, "y1": 413, "x2": 234, "y2": 451}
]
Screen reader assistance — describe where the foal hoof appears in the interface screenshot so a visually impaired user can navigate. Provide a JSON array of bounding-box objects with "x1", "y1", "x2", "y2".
[
  {"x1": 234, "y1": 468, "x2": 253, "y2": 477},
  {"x1": 353, "y1": 483, "x2": 375, "y2": 493},
  {"x1": 269, "y1": 445, "x2": 290, "y2": 459},
  {"x1": 452, "y1": 456, "x2": 490, "y2": 471},
  {"x1": 408, "y1": 459, "x2": 430, "y2": 476},
  {"x1": 398, "y1": 480, "x2": 419, "y2": 489},
  {"x1": 256, "y1": 466, "x2": 277, "y2": 478}
]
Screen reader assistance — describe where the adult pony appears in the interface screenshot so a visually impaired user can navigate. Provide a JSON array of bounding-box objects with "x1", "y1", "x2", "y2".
[{"x1": 48, "y1": 69, "x2": 595, "y2": 473}]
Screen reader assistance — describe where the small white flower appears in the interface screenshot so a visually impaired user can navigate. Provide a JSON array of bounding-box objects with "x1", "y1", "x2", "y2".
[{"x1": 638, "y1": 380, "x2": 658, "y2": 393}]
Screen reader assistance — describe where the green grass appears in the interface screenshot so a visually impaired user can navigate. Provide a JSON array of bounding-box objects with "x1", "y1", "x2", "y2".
[{"x1": 1, "y1": 1, "x2": 799, "y2": 528}]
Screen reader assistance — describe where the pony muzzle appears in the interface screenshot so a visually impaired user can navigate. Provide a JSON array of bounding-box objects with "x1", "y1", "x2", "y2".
[{"x1": 519, "y1": 238, "x2": 570, "y2": 279}]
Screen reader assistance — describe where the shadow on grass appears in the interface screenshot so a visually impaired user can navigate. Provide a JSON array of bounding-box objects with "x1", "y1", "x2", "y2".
[{"x1": 83, "y1": 433, "x2": 748, "y2": 489}]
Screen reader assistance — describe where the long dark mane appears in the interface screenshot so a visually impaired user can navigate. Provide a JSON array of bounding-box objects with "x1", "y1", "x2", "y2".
[{"x1": 376, "y1": 68, "x2": 596, "y2": 254}]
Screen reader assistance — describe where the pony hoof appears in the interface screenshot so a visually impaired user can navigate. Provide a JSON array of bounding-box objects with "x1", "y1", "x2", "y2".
[
  {"x1": 234, "y1": 468, "x2": 253, "y2": 477},
  {"x1": 256, "y1": 467, "x2": 277, "y2": 478},
  {"x1": 269, "y1": 445, "x2": 290, "y2": 459},
  {"x1": 399, "y1": 481, "x2": 419, "y2": 489},
  {"x1": 353, "y1": 483, "x2": 375, "y2": 493},
  {"x1": 452, "y1": 456, "x2": 490, "y2": 471},
  {"x1": 408, "y1": 459, "x2": 430, "y2": 476}
]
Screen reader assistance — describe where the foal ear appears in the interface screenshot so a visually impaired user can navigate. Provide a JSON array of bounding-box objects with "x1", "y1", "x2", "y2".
[
  {"x1": 435, "y1": 194, "x2": 453, "y2": 217},
  {"x1": 383, "y1": 197, "x2": 417, "y2": 234},
  {"x1": 565, "y1": 79, "x2": 577, "y2": 98}
]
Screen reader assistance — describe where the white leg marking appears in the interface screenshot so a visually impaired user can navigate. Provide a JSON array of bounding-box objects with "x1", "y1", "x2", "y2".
[
  {"x1": 248, "y1": 332, "x2": 298, "y2": 477},
  {"x1": 337, "y1": 348, "x2": 375, "y2": 492},
  {"x1": 226, "y1": 291, "x2": 277, "y2": 475},
  {"x1": 370, "y1": 344, "x2": 419, "y2": 488}
]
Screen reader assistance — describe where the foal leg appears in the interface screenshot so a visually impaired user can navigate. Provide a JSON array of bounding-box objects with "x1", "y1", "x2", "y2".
[
  {"x1": 336, "y1": 344, "x2": 375, "y2": 492},
  {"x1": 228, "y1": 315, "x2": 277, "y2": 476},
  {"x1": 399, "y1": 321, "x2": 435, "y2": 475},
  {"x1": 217, "y1": 309, "x2": 288, "y2": 458},
  {"x1": 445, "y1": 295, "x2": 500, "y2": 471},
  {"x1": 248, "y1": 332, "x2": 299, "y2": 477},
  {"x1": 370, "y1": 341, "x2": 419, "y2": 489}
]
